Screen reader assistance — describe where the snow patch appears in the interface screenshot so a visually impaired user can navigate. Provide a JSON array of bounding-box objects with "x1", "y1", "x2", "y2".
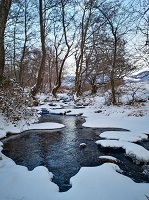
[
  {"x1": 96, "y1": 140, "x2": 149, "y2": 164},
  {"x1": 0, "y1": 130, "x2": 6, "y2": 139},
  {"x1": 61, "y1": 163, "x2": 149, "y2": 200},
  {"x1": 100, "y1": 131, "x2": 148, "y2": 142},
  {"x1": 24, "y1": 122, "x2": 65, "y2": 130},
  {"x1": 98, "y1": 155, "x2": 120, "y2": 163}
]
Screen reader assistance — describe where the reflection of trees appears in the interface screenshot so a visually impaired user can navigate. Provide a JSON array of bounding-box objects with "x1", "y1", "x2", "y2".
[{"x1": 38, "y1": 131, "x2": 63, "y2": 164}]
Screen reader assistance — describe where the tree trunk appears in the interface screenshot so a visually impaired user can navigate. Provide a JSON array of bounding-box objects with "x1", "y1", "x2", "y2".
[
  {"x1": 75, "y1": 55, "x2": 82, "y2": 97},
  {"x1": 110, "y1": 69, "x2": 116, "y2": 104},
  {"x1": 52, "y1": 0, "x2": 71, "y2": 97},
  {"x1": 110, "y1": 34, "x2": 117, "y2": 105},
  {"x1": 31, "y1": 0, "x2": 46, "y2": 96},
  {"x1": 52, "y1": 51, "x2": 69, "y2": 97},
  {"x1": 74, "y1": 1, "x2": 93, "y2": 97},
  {"x1": 19, "y1": 0, "x2": 27, "y2": 86},
  {"x1": 0, "y1": 0, "x2": 12, "y2": 83},
  {"x1": 91, "y1": 76, "x2": 97, "y2": 95}
]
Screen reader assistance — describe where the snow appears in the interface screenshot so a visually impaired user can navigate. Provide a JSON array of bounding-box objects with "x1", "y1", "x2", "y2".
[
  {"x1": 99, "y1": 155, "x2": 118, "y2": 160},
  {"x1": 37, "y1": 102, "x2": 63, "y2": 110},
  {"x1": 0, "y1": 129, "x2": 6, "y2": 139},
  {"x1": 0, "y1": 113, "x2": 65, "y2": 139},
  {"x1": 0, "y1": 156, "x2": 149, "y2": 200},
  {"x1": 25, "y1": 122, "x2": 65, "y2": 130},
  {"x1": 0, "y1": 155, "x2": 59, "y2": 200},
  {"x1": 0, "y1": 80, "x2": 149, "y2": 200},
  {"x1": 0, "y1": 141, "x2": 3, "y2": 153},
  {"x1": 50, "y1": 108, "x2": 84, "y2": 116},
  {"x1": 79, "y1": 143, "x2": 87, "y2": 148},
  {"x1": 83, "y1": 107, "x2": 149, "y2": 133},
  {"x1": 61, "y1": 164, "x2": 149, "y2": 200},
  {"x1": 98, "y1": 155, "x2": 119, "y2": 162},
  {"x1": 100, "y1": 131, "x2": 148, "y2": 142},
  {"x1": 96, "y1": 140, "x2": 149, "y2": 164}
]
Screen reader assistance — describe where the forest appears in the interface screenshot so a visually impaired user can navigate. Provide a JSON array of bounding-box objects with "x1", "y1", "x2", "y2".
[
  {"x1": 0, "y1": 1, "x2": 149, "y2": 199},
  {"x1": 0, "y1": 0, "x2": 149, "y2": 121}
]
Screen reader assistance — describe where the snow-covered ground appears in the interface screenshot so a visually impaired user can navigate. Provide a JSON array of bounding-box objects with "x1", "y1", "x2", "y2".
[
  {"x1": 0, "y1": 81, "x2": 149, "y2": 200},
  {"x1": 0, "y1": 115, "x2": 64, "y2": 139}
]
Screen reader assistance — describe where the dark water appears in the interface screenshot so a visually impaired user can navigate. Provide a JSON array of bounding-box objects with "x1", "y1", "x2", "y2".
[{"x1": 1, "y1": 114, "x2": 149, "y2": 192}]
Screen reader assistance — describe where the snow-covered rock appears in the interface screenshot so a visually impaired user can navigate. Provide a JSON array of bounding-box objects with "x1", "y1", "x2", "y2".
[
  {"x1": 79, "y1": 143, "x2": 87, "y2": 148},
  {"x1": 96, "y1": 140, "x2": 149, "y2": 164},
  {"x1": 142, "y1": 165, "x2": 149, "y2": 177},
  {"x1": 98, "y1": 156, "x2": 120, "y2": 164},
  {"x1": 100, "y1": 131, "x2": 148, "y2": 142}
]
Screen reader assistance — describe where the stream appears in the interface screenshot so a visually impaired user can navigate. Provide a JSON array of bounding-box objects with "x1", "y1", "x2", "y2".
[{"x1": 1, "y1": 113, "x2": 149, "y2": 192}]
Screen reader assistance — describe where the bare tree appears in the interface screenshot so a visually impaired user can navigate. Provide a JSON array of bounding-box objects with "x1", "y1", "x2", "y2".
[
  {"x1": 74, "y1": 0, "x2": 95, "y2": 97},
  {"x1": 4, "y1": 0, "x2": 40, "y2": 85},
  {"x1": 97, "y1": 0, "x2": 137, "y2": 104},
  {"x1": 0, "y1": 0, "x2": 12, "y2": 84},
  {"x1": 31, "y1": 0, "x2": 46, "y2": 96},
  {"x1": 18, "y1": 0, "x2": 28, "y2": 85},
  {"x1": 50, "y1": 0, "x2": 75, "y2": 97},
  {"x1": 46, "y1": 47, "x2": 56, "y2": 92},
  {"x1": 83, "y1": 27, "x2": 107, "y2": 95},
  {"x1": 131, "y1": 0, "x2": 149, "y2": 70}
]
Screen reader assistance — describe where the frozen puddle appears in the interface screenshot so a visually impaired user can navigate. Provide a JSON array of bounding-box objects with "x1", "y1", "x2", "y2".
[{"x1": 96, "y1": 140, "x2": 149, "y2": 164}]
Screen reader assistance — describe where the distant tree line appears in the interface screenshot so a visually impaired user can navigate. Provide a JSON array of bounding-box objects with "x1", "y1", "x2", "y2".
[{"x1": 0, "y1": 0, "x2": 148, "y2": 104}]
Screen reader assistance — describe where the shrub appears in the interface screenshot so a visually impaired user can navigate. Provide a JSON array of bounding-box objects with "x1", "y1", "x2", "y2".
[{"x1": 0, "y1": 78, "x2": 36, "y2": 123}]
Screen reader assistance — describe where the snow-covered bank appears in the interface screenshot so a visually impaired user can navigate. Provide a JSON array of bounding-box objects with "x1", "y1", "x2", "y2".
[
  {"x1": 0, "y1": 114, "x2": 65, "y2": 139},
  {"x1": 35, "y1": 94, "x2": 149, "y2": 134},
  {"x1": 0, "y1": 152, "x2": 149, "y2": 200},
  {"x1": 0, "y1": 153, "x2": 59, "y2": 200},
  {"x1": 96, "y1": 140, "x2": 149, "y2": 164},
  {"x1": 25, "y1": 122, "x2": 65, "y2": 130},
  {"x1": 0, "y1": 87, "x2": 149, "y2": 200},
  {"x1": 82, "y1": 105, "x2": 149, "y2": 133},
  {"x1": 61, "y1": 164, "x2": 149, "y2": 200},
  {"x1": 0, "y1": 130, "x2": 6, "y2": 139}
]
